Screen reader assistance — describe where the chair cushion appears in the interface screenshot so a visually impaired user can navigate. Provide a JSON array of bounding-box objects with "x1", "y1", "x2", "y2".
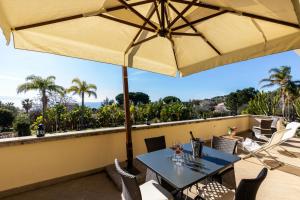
[
  {"x1": 271, "y1": 117, "x2": 279, "y2": 128},
  {"x1": 242, "y1": 138, "x2": 261, "y2": 152},
  {"x1": 140, "y1": 180, "x2": 173, "y2": 200},
  {"x1": 282, "y1": 122, "x2": 300, "y2": 141}
]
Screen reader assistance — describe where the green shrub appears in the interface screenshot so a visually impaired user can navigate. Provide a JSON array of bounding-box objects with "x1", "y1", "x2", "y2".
[
  {"x1": 242, "y1": 92, "x2": 280, "y2": 116},
  {"x1": 294, "y1": 99, "x2": 300, "y2": 120},
  {"x1": 31, "y1": 116, "x2": 43, "y2": 132},
  {"x1": 162, "y1": 96, "x2": 181, "y2": 104},
  {"x1": 97, "y1": 104, "x2": 124, "y2": 127},
  {"x1": 0, "y1": 108, "x2": 15, "y2": 130},
  {"x1": 160, "y1": 102, "x2": 188, "y2": 122},
  {"x1": 13, "y1": 114, "x2": 31, "y2": 137}
]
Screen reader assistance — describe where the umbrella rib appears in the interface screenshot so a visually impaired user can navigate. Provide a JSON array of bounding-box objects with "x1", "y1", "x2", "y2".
[
  {"x1": 172, "y1": 11, "x2": 227, "y2": 31},
  {"x1": 167, "y1": 35, "x2": 179, "y2": 70},
  {"x1": 132, "y1": 34, "x2": 158, "y2": 47},
  {"x1": 168, "y1": 3, "x2": 221, "y2": 55},
  {"x1": 125, "y1": 29, "x2": 144, "y2": 54},
  {"x1": 106, "y1": 0, "x2": 155, "y2": 12},
  {"x1": 165, "y1": 2, "x2": 172, "y2": 27},
  {"x1": 118, "y1": 0, "x2": 158, "y2": 30},
  {"x1": 170, "y1": 0, "x2": 300, "y2": 29},
  {"x1": 171, "y1": 32, "x2": 203, "y2": 36},
  {"x1": 168, "y1": 0, "x2": 197, "y2": 29},
  {"x1": 98, "y1": 14, "x2": 155, "y2": 33},
  {"x1": 14, "y1": 14, "x2": 84, "y2": 30},
  {"x1": 291, "y1": 0, "x2": 300, "y2": 26},
  {"x1": 251, "y1": 19, "x2": 267, "y2": 45},
  {"x1": 13, "y1": 1, "x2": 155, "y2": 31},
  {"x1": 125, "y1": 3, "x2": 158, "y2": 54},
  {"x1": 234, "y1": 11, "x2": 300, "y2": 28},
  {"x1": 154, "y1": 1, "x2": 162, "y2": 29}
]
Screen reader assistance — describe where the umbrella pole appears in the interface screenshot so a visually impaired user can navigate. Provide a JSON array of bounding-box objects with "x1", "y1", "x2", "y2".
[{"x1": 122, "y1": 66, "x2": 134, "y2": 171}]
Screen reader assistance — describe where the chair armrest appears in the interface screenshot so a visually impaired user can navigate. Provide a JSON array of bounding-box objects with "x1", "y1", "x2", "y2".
[
  {"x1": 252, "y1": 126, "x2": 261, "y2": 130},
  {"x1": 256, "y1": 140, "x2": 267, "y2": 144}
]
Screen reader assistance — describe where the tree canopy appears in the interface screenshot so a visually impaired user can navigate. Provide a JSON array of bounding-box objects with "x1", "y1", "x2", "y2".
[
  {"x1": 225, "y1": 87, "x2": 258, "y2": 115},
  {"x1": 162, "y1": 96, "x2": 181, "y2": 104},
  {"x1": 115, "y1": 92, "x2": 150, "y2": 105},
  {"x1": 67, "y1": 78, "x2": 97, "y2": 107},
  {"x1": 17, "y1": 75, "x2": 64, "y2": 123},
  {"x1": 22, "y1": 99, "x2": 33, "y2": 114},
  {"x1": 260, "y1": 66, "x2": 300, "y2": 118},
  {"x1": 0, "y1": 108, "x2": 15, "y2": 129}
]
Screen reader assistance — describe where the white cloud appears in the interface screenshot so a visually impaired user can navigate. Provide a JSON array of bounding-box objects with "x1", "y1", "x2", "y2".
[{"x1": 0, "y1": 96, "x2": 23, "y2": 107}]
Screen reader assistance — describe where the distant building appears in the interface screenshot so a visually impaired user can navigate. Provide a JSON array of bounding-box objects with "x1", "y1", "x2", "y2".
[{"x1": 214, "y1": 103, "x2": 229, "y2": 113}]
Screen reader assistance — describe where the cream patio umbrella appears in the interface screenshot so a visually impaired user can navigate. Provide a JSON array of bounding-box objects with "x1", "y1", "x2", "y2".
[{"x1": 1, "y1": 0, "x2": 300, "y2": 171}]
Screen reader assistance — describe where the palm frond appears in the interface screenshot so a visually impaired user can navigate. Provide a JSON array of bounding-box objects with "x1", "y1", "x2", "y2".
[
  {"x1": 87, "y1": 91, "x2": 97, "y2": 98},
  {"x1": 268, "y1": 68, "x2": 281, "y2": 74},
  {"x1": 48, "y1": 85, "x2": 65, "y2": 95},
  {"x1": 25, "y1": 74, "x2": 41, "y2": 81},
  {"x1": 260, "y1": 83, "x2": 276, "y2": 89},
  {"x1": 87, "y1": 84, "x2": 97, "y2": 90},
  {"x1": 17, "y1": 83, "x2": 38, "y2": 93},
  {"x1": 281, "y1": 66, "x2": 291, "y2": 73},
  {"x1": 71, "y1": 78, "x2": 82, "y2": 87},
  {"x1": 46, "y1": 76, "x2": 56, "y2": 82},
  {"x1": 259, "y1": 78, "x2": 275, "y2": 84},
  {"x1": 293, "y1": 80, "x2": 300, "y2": 85},
  {"x1": 66, "y1": 86, "x2": 80, "y2": 94}
]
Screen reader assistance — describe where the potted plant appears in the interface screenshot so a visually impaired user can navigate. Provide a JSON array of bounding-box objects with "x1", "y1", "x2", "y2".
[{"x1": 227, "y1": 126, "x2": 237, "y2": 137}]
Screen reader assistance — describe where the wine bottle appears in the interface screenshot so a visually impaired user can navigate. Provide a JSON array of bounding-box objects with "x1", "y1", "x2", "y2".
[{"x1": 189, "y1": 131, "x2": 196, "y2": 141}]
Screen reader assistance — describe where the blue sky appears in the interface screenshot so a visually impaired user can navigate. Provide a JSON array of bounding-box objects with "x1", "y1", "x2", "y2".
[{"x1": 0, "y1": 33, "x2": 300, "y2": 107}]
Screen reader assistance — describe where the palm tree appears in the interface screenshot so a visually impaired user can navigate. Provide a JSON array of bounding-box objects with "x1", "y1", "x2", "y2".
[
  {"x1": 286, "y1": 80, "x2": 300, "y2": 120},
  {"x1": 67, "y1": 78, "x2": 97, "y2": 107},
  {"x1": 17, "y1": 75, "x2": 64, "y2": 123},
  {"x1": 260, "y1": 66, "x2": 297, "y2": 117},
  {"x1": 22, "y1": 98, "x2": 33, "y2": 114}
]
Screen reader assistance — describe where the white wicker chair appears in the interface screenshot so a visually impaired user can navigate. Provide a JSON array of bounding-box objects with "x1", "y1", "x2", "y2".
[{"x1": 114, "y1": 159, "x2": 173, "y2": 200}]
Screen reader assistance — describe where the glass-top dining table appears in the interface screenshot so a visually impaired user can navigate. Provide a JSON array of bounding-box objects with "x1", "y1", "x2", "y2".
[{"x1": 137, "y1": 143, "x2": 241, "y2": 193}]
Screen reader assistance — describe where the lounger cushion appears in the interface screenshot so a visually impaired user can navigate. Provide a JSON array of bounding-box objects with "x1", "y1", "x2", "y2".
[
  {"x1": 282, "y1": 122, "x2": 300, "y2": 141},
  {"x1": 242, "y1": 138, "x2": 261, "y2": 152}
]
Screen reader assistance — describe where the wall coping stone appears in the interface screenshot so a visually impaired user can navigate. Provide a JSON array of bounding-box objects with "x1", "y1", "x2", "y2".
[{"x1": 0, "y1": 115, "x2": 250, "y2": 148}]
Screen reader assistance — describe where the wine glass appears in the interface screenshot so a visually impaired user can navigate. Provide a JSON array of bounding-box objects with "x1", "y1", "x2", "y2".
[
  {"x1": 171, "y1": 140, "x2": 177, "y2": 150},
  {"x1": 175, "y1": 142, "x2": 183, "y2": 155}
]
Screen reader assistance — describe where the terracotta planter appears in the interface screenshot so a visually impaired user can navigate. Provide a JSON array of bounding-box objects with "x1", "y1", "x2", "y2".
[{"x1": 231, "y1": 130, "x2": 237, "y2": 137}]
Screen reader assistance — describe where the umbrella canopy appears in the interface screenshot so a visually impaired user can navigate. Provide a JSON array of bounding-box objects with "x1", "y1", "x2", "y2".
[
  {"x1": 1, "y1": 0, "x2": 300, "y2": 171},
  {"x1": 1, "y1": 0, "x2": 300, "y2": 77}
]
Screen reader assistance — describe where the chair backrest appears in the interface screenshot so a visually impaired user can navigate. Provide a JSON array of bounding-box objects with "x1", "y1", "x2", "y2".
[
  {"x1": 235, "y1": 168, "x2": 268, "y2": 200},
  {"x1": 114, "y1": 159, "x2": 142, "y2": 200},
  {"x1": 265, "y1": 129, "x2": 288, "y2": 147},
  {"x1": 212, "y1": 136, "x2": 237, "y2": 155},
  {"x1": 282, "y1": 122, "x2": 300, "y2": 141},
  {"x1": 144, "y1": 136, "x2": 166, "y2": 153},
  {"x1": 271, "y1": 116, "x2": 280, "y2": 128},
  {"x1": 260, "y1": 119, "x2": 272, "y2": 130}
]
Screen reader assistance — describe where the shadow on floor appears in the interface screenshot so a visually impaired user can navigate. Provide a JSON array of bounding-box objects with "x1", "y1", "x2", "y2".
[
  {"x1": 0, "y1": 173, "x2": 121, "y2": 200},
  {"x1": 277, "y1": 164, "x2": 300, "y2": 177},
  {"x1": 277, "y1": 150, "x2": 300, "y2": 158}
]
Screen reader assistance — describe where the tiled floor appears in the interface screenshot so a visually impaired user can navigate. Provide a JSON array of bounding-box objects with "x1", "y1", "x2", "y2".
[
  {"x1": 2, "y1": 136, "x2": 300, "y2": 200},
  {"x1": 1, "y1": 173, "x2": 120, "y2": 200}
]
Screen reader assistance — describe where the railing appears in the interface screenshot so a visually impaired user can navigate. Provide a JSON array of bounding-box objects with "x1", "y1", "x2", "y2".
[
  {"x1": 0, "y1": 132, "x2": 16, "y2": 139},
  {"x1": 0, "y1": 115, "x2": 251, "y2": 195}
]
